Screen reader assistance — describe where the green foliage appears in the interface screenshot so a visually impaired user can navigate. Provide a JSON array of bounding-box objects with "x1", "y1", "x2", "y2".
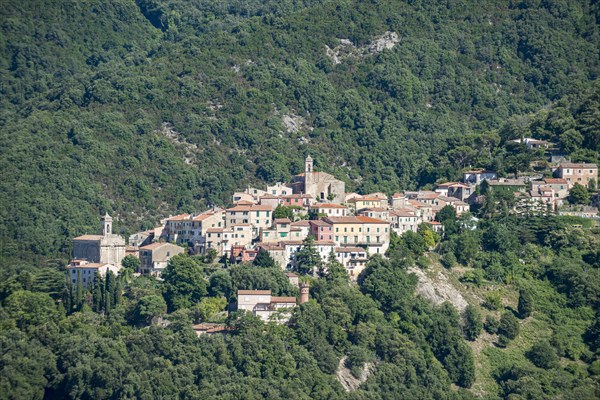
[
  {"x1": 161, "y1": 254, "x2": 207, "y2": 311},
  {"x1": 483, "y1": 291, "x2": 503, "y2": 310},
  {"x1": 463, "y1": 305, "x2": 483, "y2": 341},
  {"x1": 121, "y1": 255, "x2": 141, "y2": 272},
  {"x1": 133, "y1": 294, "x2": 166, "y2": 324},
  {"x1": 273, "y1": 205, "x2": 296, "y2": 220},
  {"x1": 526, "y1": 341, "x2": 558, "y2": 369},
  {"x1": 568, "y1": 183, "x2": 591, "y2": 205},
  {"x1": 498, "y1": 312, "x2": 520, "y2": 342},
  {"x1": 518, "y1": 288, "x2": 534, "y2": 319},
  {"x1": 294, "y1": 235, "x2": 322, "y2": 276},
  {"x1": 253, "y1": 250, "x2": 277, "y2": 269},
  {"x1": 3, "y1": 290, "x2": 59, "y2": 330},
  {"x1": 440, "y1": 251, "x2": 457, "y2": 269},
  {"x1": 484, "y1": 315, "x2": 500, "y2": 334}
]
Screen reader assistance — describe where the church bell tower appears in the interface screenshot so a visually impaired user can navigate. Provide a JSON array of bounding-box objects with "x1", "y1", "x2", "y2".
[{"x1": 101, "y1": 213, "x2": 113, "y2": 236}]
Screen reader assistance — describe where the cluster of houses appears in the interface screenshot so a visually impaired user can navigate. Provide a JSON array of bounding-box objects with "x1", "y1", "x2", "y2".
[
  {"x1": 64, "y1": 153, "x2": 597, "y2": 325},
  {"x1": 67, "y1": 156, "x2": 598, "y2": 287}
]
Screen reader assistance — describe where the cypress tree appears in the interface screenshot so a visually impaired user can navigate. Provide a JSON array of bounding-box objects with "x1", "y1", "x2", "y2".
[
  {"x1": 105, "y1": 271, "x2": 116, "y2": 311},
  {"x1": 74, "y1": 271, "x2": 84, "y2": 311},
  {"x1": 518, "y1": 288, "x2": 533, "y2": 318}
]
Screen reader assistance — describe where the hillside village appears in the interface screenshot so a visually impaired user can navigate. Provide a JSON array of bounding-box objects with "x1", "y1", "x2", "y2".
[{"x1": 65, "y1": 151, "x2": 598, "y2": 324}]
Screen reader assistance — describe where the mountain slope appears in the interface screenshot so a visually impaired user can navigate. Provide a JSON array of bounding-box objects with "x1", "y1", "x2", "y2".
[{"x1": 1, "y1": 0, "x2": 599, "y2": 264}]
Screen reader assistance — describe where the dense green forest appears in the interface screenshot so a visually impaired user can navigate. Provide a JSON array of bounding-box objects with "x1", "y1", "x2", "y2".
[
  {"x1": 1, "y1": 0, "x2": 600, "y2": 398},
  {"x1": 1, "y1": 0, "x2": 600, "y2": 265},
  {"x1": 1, "y1": 213, "x2": 598, "y2": 398}
]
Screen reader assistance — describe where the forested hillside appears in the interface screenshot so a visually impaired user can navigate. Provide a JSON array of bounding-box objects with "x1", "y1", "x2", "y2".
[
  {"x1": 1, "y1": 1, "x2": 600, "y2": 399},
  {"x1": 1, "y1": 0, "x2": 599, "y2": 265}
]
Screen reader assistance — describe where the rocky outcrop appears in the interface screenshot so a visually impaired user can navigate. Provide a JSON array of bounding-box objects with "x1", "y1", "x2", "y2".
[
  {"x1": 336, "y1": 356, "x2": 374, "y2": 391},
  {"x1": 325, "y1": 31, "x2": 400, "y2": 64},
  {"x1": 409, "y1": 266, "x2": 469, "y2": 312}
]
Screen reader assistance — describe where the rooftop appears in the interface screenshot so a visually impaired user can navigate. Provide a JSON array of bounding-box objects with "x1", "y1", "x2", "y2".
[
  {"x1": 313, "y1": 203, "x2": 347, "y2": 209},
  {"x1": 227, "y1": 204, "x2": 274, "y2": 212},
  {"x1": 73, "y1": 234, "x2": 104, "y2": 241},
  {"x1": 324, "y1": 216, "x2": 389, "y2": 224},
  {"x1": 238, "y1": 290, "x2": 271, "y2": 295}
]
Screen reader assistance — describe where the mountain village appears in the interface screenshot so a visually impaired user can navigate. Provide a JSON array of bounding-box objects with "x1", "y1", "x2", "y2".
[{"x1": 66, "y1": 152, "x2": 598, "y2": 324}]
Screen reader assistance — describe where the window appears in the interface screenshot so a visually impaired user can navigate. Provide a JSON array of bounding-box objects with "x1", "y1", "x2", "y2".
[
  {"x1": 336, "y1": 227, "x2": 339, "y2": 232},
  {"x1": 335, "y1": 236, "x2": 339, "y2": 242},
  {"x1": 167, "y1": 251, "x2": 170, "y2": 256}
]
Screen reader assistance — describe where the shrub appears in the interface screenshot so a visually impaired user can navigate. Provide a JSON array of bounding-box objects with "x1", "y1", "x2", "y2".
[
  {"x1": 484, "y1": 315, "x2": 499, "y2": 334},
  {"x1": 483, "y1": 292, "x2": 502, "y2": 310},
  {"x1": 527, "y1": 341, "x2": 558, "y2": 369}
]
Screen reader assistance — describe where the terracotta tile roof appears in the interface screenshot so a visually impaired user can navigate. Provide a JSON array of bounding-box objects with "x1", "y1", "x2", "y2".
[
  {"x1": 206, "y1": 228, "x2": 224, "y2": 233},
  {"x1": 391, "y1": 192, "x2": 405, "y2": 198},
  {"x1": 68, "y1": 262, "x2": 109, "y2": 269},
  {"x1": 291, "y1": 220, "x2": 310, "y2": 227},
  {"x1": 390, "y1": 210, "x2": 416, "y2": 217},
  {"x1": 166, "y1": 213, "x2": 191, "y2": 221},
  {"x1": 73, "y1": 234, "x2": 104, "y2": 241},
  {"x1": 324, "y1": 216, "x2": 389, "y2": 224},
  {"x1": 139, "y1": 242, "x2": 170, "y2": 250},
  {"x1": 335, "y1": 247, "x2": 366, "y2": 253},
  {"x1": 558, "y1": 163, "x2": 597, "y2": 168},
  {"x1": 192, "y1": 212, "x2": 219, "y2": 221},
  {"x1": 309, "y1": 220, "x2": 331, "y2": 226},
  {"x1": 349, "y1": 196, "x2": 383, "y2": 202},
  {"x1": 227, "y1": 204, "x2": 274, "y2": 212},
  {"x1": 436, "y1": 182, "x2": 459, "y2": 188},
  {"x1": 271, "y1": 297, "x2": 297, "y2": 304},
  {"x1": 274, "y1": 218, "x2": 292, "y2": 224},
  {"x1": 408, "y1": 200, "x2": 430, "y2": 208},
  {"x1": 417, "y1": 193, "x2": 440, "y2": 200},
  {"x1": 259, "y1": 194, "x2": 279, "y2": 199},
  {"x1": 314, "y1": 203, "x2": 347, "y2": 209},
  {"x1": 238, "y1": 290, "x2": 271, "y2": 295},
  {"x1": 285, "y1": 272, "x2": 298, "y2": 277},
  {"x1": 544, "y1": 178, "x2": 568, "y2": 184}
]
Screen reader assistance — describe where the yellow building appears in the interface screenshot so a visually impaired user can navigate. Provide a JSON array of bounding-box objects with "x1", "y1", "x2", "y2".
[{"x1": 323, "y1": 216, "x2": 390, "y2": 255}]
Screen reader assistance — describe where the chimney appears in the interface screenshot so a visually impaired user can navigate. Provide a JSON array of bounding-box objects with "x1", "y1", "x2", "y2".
[{"x1": 299, "y1": 282, "x2": 310, "y2": 304}]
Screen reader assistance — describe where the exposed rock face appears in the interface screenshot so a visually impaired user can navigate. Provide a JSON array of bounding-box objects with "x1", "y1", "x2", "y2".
[
  {"x1": 325, "y1": 31, "x2": 400, "y2": 64},
  {"x1": 409, "y1": 267, "x2": 469, "y2": 312},
  {"x1": 336, "y1": 356, "x2": 374, "y2": 391},
  {"x1": 368, "y1": 31, "x2": 400, "y2": 54},
  {"x1": 158, "y1": 122, "x2": 198, "y2": 165}
]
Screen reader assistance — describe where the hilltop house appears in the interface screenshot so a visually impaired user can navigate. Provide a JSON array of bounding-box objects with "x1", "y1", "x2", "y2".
[
  {"x1": 236, "y1": 290, "x2": 298, "y2": 323},
  {"x1": 554, "y1": 163, "x2": 598, "y2": 189}
]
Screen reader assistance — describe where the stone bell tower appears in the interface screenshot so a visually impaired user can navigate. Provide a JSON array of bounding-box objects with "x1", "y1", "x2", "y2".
[
  {"x1": 101, "y1": 213, "x2": 113, "y2": 236},
  {"x1": 305, "y1": 155, "x2": 313, "y2": 174}
]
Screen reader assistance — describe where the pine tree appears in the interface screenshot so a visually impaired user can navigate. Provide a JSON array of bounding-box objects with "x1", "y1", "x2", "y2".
[{"x1": 294, "y1": 235, "x2": 323, "y2": 276}]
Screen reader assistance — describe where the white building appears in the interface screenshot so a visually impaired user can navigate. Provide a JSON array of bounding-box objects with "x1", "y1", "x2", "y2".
[
  {"x1": 236, "y1": 290, "x2": 296, "y2": 323},
  {"x1": 66, "y1": 259, "x2": 120, "y2": 288}
]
